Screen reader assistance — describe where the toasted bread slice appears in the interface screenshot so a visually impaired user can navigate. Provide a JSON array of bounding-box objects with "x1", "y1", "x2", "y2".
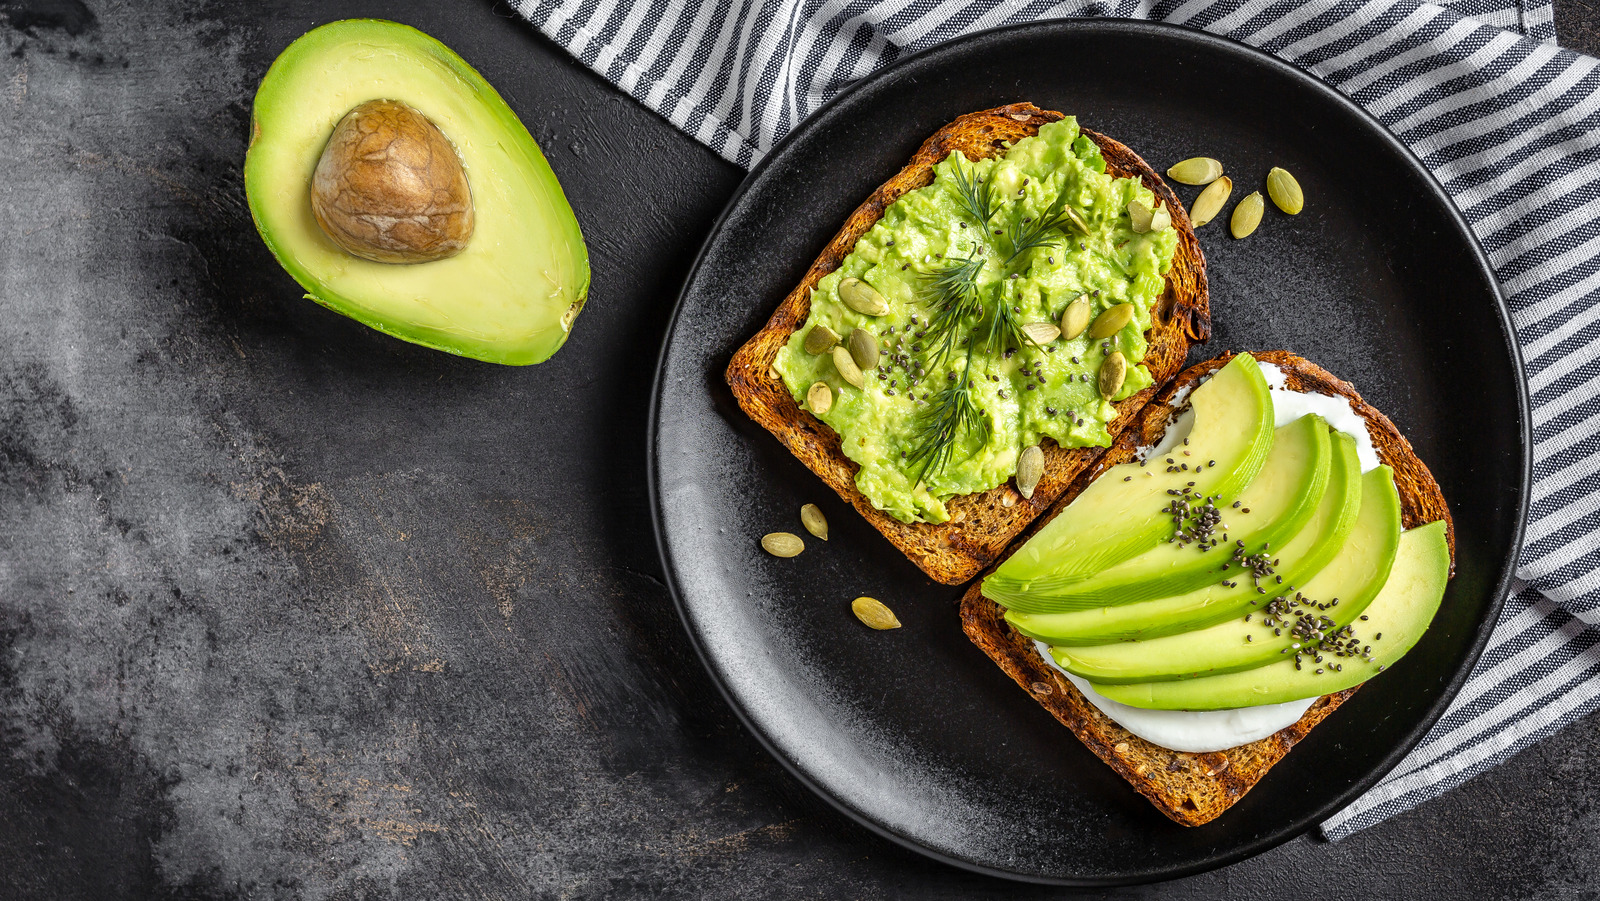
[
  {"x1": 960, "y1": 351, "x2": 1454, "y2": 826},
  {"x1": 726, "y1": 103, "x2": 1209, "y2": 585}
]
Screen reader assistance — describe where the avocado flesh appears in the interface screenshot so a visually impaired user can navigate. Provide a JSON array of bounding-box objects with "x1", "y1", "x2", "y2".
[
  {"x1": 1052, "y1": 465, "x2": 1401, "y2": 683},
  {"x1": 1007, "y1": 430, "x2": 1362, "y2": 645},
  {"x1": 1092, "y1": 522, "x2": 1450, "y2": 710},
  {"x1": 244, "y1": 19, "x2": 589, "y2": 365},
  {"x1": 985, "y1": 414, "x2": 1331, "y2": 610},
  {"x1": 988, "y1": 354, "x2": 1276, "y2": 599}
]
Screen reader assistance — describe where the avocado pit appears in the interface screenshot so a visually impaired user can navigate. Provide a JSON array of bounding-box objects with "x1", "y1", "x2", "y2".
[{"x1": 311, "y1": 98, "x2": 475, "y2": 264}]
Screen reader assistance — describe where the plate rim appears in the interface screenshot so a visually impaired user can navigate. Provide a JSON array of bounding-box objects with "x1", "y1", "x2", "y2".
[{"x1": 647, "y1": 17, "x2": 1530, "y2": 886}]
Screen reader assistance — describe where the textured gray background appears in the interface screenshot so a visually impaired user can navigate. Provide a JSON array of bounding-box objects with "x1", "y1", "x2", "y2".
[{"x1": 1, "y1": 1, "x2": 1597, "y2": 898}]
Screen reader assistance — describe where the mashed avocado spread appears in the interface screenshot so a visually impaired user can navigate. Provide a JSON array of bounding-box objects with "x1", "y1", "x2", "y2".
[{"x1": 774, "y1": 118, "x2": 1179, "y2": 523}]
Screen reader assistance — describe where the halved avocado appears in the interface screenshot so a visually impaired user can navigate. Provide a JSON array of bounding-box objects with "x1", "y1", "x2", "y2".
[
  {"x1": 988, "y1": 354, "x2": 1276, "y2": 599},
  {"x1": 1051, "y1": 464, "x2": 1401, "y2": 684},
  {"x1": 244, "y1": 19, "x2": 590, "y2": 365},
  {"x1": 1093, "y1": 521, "x2": 1450, "y2": 710},
  {"x1": 986, "y1": 413, "x2": 1331, "y2": 610},
  {"x1": 1007, "y1": 429, "x2": 1362, "y2": 644}
]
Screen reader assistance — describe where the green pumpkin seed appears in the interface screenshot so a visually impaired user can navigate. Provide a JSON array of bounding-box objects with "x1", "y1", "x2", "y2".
[
  {"x1": 838, "y1": 277, "x2": 889, "y2": 316},
  {"x1": 847, "y1": 327, "x2": 879, "y2": 370},
  {"x1": 1149, "y1": 201, "x2": 1172, "y2": 232},
  {"x1": 1064, "y1": 207, "x2": 1090, "y2": 235},
  {"x1": 800, "y1": 503, "x2": 828, "y2": 540},
  {"x1": 806, "y1": 381, "x2": 832, "y2": 415},
  {"x1": 1231, "y1": 191, "x2": 1264, "y2": 239},
  {"x1": 1022, "y1": 322, "x2": 1061, "y2": 346},
  {"x1": 1015, "y1": 444, "x2": 1045, "y2": 500},
  {"x1": 1099, "y1": 350, "x2": 1127, "y2": 399},
  {"x1": 1061, "y1": 296, "x2": 1092, "y2": 339},
  {"x1": 1089, "y1": 302, "x2": 1134, "y2": 339},
  {"x1": 851, "y1": 596, "x2": 902, "y2": 630},
  {"x1": 831, "y1": 346, "x2": 865, "y2": 389},
  {"x1": 1190, "y1": 176, "x2": 1232, "y2": 227},
  {"x1": 1166, "y1": 157, "x2": 1224, "y2": 186},
  {"x1": 1267, "y1": 167, "x2": 1303, "y2": 214},
  {"x1": 1127, "y1": 200, "x2": 1155, "y2": 233},
  {"x1": 804, "y1": 324, "x2": 840, "y2": 354},
  {"x1": 761, "y1": 532, "x2": 804, "y2": 558}
]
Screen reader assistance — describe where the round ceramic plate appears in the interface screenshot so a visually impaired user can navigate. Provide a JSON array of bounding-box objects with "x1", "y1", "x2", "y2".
[{"x1": 649, "y1": 20, "x2": 1527, "y2": 885}]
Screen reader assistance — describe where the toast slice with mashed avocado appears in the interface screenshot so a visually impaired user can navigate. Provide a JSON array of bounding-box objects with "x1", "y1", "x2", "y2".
[
  {"x1": 959, "y1": 351, "x2": 1453, "y2": 826},
  {"x1": 726, "y1": 103, "x2": 1209, "y2": 584}
]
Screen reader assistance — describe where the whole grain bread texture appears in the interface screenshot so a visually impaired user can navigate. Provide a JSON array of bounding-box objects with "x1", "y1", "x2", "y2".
[
  {"x1": 959, "y1": 350, "x2": 1455, "y2": 826},
  {"x1": 725, "y1": 103, "x2": 1209, "y2": 585}
]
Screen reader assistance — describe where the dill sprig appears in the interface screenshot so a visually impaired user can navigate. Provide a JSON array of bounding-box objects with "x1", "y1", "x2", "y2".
[
  {"x1": 922, "y1": 255, "x2": 986, "y2": 368},
  {"x1": 983, "y1": 287, "x2": 1031, "y2": 353},
  {"x1": 949, "y1": 154, "x2": 997, "y2": 227},
  {"x1": 907, "y1": 344, "x2": 988, "y2": 486},
  {"x1": 1004, "y1": 186, "x2": 1087, "y2": 265}
]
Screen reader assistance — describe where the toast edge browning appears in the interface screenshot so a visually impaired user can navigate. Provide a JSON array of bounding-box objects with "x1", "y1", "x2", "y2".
[
  {"x1": 959, "y1": 350, "x2": 1455, "y2": 826},
  {"x1": 724, "y1": 103, "x2": 1210, "y2": 585}
]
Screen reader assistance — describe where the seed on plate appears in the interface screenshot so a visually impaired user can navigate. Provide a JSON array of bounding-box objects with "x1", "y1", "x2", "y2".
[
  {"x1": 1190, "y1": 176, "x2": 1232, "y2": 227},
  {"x1": 1267, "y1": 167, "x2": 1304, "y2": 214},
  {"x1": 1166, "y1": 157, "x2": 1224, "y2": 185},
  {"x1": 761, "y1": 532, "x2": 804, "y2": 558},
  {"x1": 1016, "y1": 444, "x2": 1045, "y2": 500},
  {"x1": 1089, "y1": 302, "x2": 1134, "y2": 339},
  {"x1": 1231, "y1": 191, "x2": 1265, "y2": 238},
  {"x1": 1022, "y1": 321, "x2": 1062, "y2": 346},
  {"x1": 804, "y1": 323, "x2": 840, "y2": 354},
  {"x1": 806, "y1": 381, "x2": 832, "y2": 415},
  {"x1": 847, "y1": 327, "x2": 879, "y2": 370},
  {"x1": 851, "y1": 596, "x2": 901, "y2": 630},
  {"x1": 838, "y1": 277, "x2": 890, "y2": 316},
  {"x1": 800, "y1": 503, "x2": 828, "y2": 540},
  {"x1": 832, "y1": 345, "x2": 865, "y2": 388},
  {"x1": 1099, "y1": 351, "x2": 1127, "y2": 399},
  {"x1": 1061, "y1": 296, "x2": 1092, "y2": 339}
]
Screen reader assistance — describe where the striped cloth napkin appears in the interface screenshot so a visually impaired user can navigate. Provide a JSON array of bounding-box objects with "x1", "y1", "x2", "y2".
[{"x1": 512, "y1": 0, "x2": 1600, "y2": 838}]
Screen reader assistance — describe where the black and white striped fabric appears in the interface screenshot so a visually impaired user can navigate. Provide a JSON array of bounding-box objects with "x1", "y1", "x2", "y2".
[{"x1": 512, "y1": 0, "x2": 1600, "y2": 838}]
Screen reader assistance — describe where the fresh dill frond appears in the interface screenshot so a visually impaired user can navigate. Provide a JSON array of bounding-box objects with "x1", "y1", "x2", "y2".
[
  {"x1": 949, "y1": 155, "x2": 997, "y2": 227},
  {"x1": 922, "y1": 255, "x2": 986, "y2": 368},
  {"x1": 907, "y1": 345, "x2": 988, "y2": 483},
  {"x1": 982, "y1": 287, "x2": 1031, "y2": 353},
  {"x1": 1004, "y1": 185, "x2": 1085, "y2": 265}
]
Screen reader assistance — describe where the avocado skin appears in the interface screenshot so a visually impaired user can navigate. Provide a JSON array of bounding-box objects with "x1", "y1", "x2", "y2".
[
  {"x1": 244, "y1": 20, "x2": 590, "y2": 365},
  {"x1": 1092, "y1": 521, "x2": 1450, "y2": 710}
]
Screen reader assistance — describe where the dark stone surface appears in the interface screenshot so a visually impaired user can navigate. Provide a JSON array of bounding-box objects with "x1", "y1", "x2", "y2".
[{"x1": 0, "y1": 1, "x2": 1595, "y2": 898}]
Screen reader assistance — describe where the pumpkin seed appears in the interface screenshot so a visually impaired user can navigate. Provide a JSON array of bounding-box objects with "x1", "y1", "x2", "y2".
[
  {"x1": 1064, "y1": 207, "x2": 1090, "y2": 235},
  {"x1": 1190, "y1": 176, "x2": 1232, "y2": 227},
  {"x1": 1149, "y1": 201, "x2": 1172, "y2": 232},
  {"x1": 806, "y1": 381, "x2": 832, "y2": 415},
  {"x1": 1022, "y1": 321, "x2": 1061, "y2": 346},
  {"x1": 1231, "y1": 191, "x2": 1264, "y2": 239},
  {"x1": 761, "y1": 532, "x2": 804, "y2": 558},
  {"x1": 851, "y1": 596, "x2": 902, "y2": 630},
  {"x1": 1100, "y1": 351, "x2": 1127, "y2": 399},
  {"x1": 1127, "y1": 200, "x2": 1154, "y2": 233},
  {"x1": 831, "y1": 346, "x2": 865, "y2": 389},
  {"x1": 1061, "y1": 296, "x2": 1092, "y2": 339},
  {"x1": 1089, "y1": 302, "x2": 1134, "y2": 339},
  {"x1": 1166, "y1": 157, "x2": 1224, "y2": 185},
  {"x1": 800, "y1": 503, "x2": 828, "y2": 540},
  {"x1": 1267, "y1": 167, "x2": 1303, "y2": 214},
  {"x1": 1015, "y1": 444, "x2": 1045, "y2": 500},
  {"x1": 838, "y1": 277, "x2": 889, "y2": 316},
  {"x1": 847, "y1": 327, "x2": 879, "y2": 370},
  {"x1": 804, "y1": 323, "x2": 840, "y2": 354}
]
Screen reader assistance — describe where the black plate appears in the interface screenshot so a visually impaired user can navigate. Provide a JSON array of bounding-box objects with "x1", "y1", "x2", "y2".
[{"x1": 649, "y1": 20, "x2": 1527, "y2": 884}]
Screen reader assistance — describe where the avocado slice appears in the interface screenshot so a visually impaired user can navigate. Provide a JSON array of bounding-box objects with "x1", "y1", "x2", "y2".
[
  {"x1": 988, "y1": 354, "x2": 1276, "y2": 600},
  {"x1": 986, "y1": 413, "x2": 1331, "y2": 610},
  {"x1": 1092, "y1": 521, "x2": 1450, "y2": 710},
  {"x1": 1051, "y1": 465, "x2": 1401, "y2": 683},
  {"x1": 1006, "y1": 429, "x2": 1362, "y2": 644},
  {"x1": 244, "y1": 20, "x2": 590, "y2": 365}
]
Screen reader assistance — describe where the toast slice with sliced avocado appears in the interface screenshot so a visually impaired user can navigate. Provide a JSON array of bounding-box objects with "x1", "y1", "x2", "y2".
[
  {"x1": 959, "y1": 351, "x2": 1453, "y2": 826},
  {"x1": 725, "y1": 103, "x2": 1209, "y2": 585}
]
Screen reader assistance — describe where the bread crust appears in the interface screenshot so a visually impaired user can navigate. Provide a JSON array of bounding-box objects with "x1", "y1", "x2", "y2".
[
  {"x1": 725, "y1": 103, "x2": 1209, "y2": 585},
  {"x1": 959, "y1": 350, "x2": 1454, "y2": 826}
]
